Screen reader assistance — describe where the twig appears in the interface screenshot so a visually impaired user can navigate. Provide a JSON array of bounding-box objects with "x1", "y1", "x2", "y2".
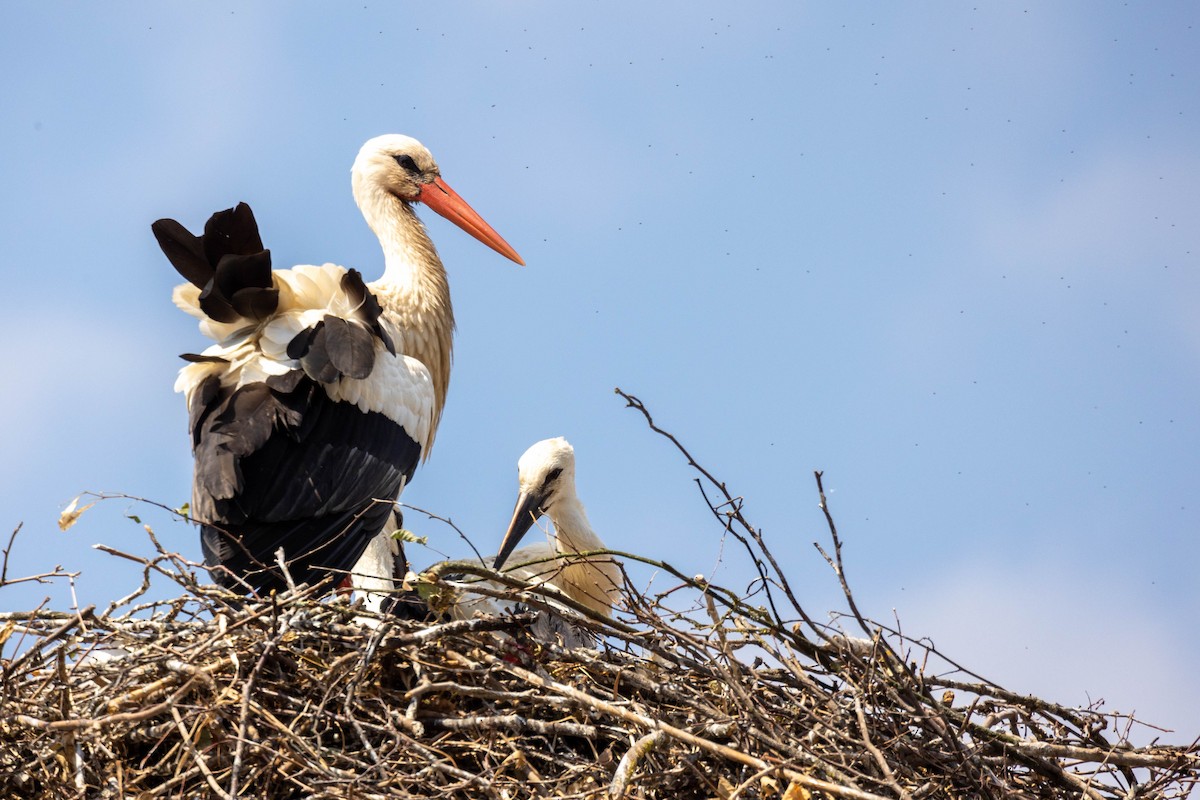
[
  {"x1": 169, "y1": 705, "x2": 235, "y2": 800},
  {"x1": 609, "y1": 730, "x2": 665, "y2": 798},
  {"x1": 482, "y1": 650, "x2": 893, "y2": 800},
  {"x1": 1, "y1": 523, "x2": 21, "y2": 586},
  {"x1": 3, "y1": 402, "x2": 1197, "y2": 799}
]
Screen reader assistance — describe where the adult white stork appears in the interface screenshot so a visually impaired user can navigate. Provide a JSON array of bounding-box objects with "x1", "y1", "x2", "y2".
[
  {"x1": 438, "y1": 438, "x2": 621, "y2": 644},
  {"x1": 154, "y1": 134, "x2": 523, "y2": 597}
]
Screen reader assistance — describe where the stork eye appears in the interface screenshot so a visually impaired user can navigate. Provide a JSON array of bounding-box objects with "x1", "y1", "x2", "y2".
[
  {"x1": 392, "y1": 154, "x2": 419, "y2": 173},
  {"x1": 544, "y1": 467, "x2": 563, "y2": 485}
]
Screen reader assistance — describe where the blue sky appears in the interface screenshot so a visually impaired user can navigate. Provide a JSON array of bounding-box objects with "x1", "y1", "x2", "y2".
[{"x1": 2, "y1": 4, "x2": 1197, "y2": 739}]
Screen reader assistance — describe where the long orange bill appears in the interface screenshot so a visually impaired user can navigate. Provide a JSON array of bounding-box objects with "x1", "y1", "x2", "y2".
[{"x1": 418, "y1": 177, "x2": 525, "y2": 265}]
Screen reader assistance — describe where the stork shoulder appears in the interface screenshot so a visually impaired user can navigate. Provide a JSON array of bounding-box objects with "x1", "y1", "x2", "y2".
[
  {"x1": 325, "y1": 350, "x2": 435, "y2": 452},
  {"x1": 174, "y1": 260, "x2": 409, "y2": 388}
]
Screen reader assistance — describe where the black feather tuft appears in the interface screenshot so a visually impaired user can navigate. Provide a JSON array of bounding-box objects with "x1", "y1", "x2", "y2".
[
  {"x1": 341, "y1": 270, "x2": 395, "y2": 355},
  {"x1": 286, "y1": 323, "x2": 320, "y2": 361},
  {"x1": 287, "y1": 317, "x2": 379, "y2": 384},
  {"x1": 215, "y1": 251, "x2": 273, "y2": 296},
  {"x1": 152, "y1": 218, "x2": 212, "y2": 289},
  {"x1": 222, "y1": 247, "x2": 279, "y2": 319},
  {"x1": 264, "y1": 369, "x2": 305, "y2": 395},
  {"x1": 340, "y1": 269, "x2": 369, "y2": 310},
  {"x1": 296, "y1": 322, "x2": 341, "y2": 384},
  {"x1": 198, "y1": 278, "x2": 241, "y2": 323},
  {"x1": 155, "y1": 202, "x2": 275, "y2": 323},
  {"x1": 229, "y1": 286, "x2": 280, "y2": 320},
  {"x1": 322, "y1": 316, "x2": 376, "y2": 379},
  {"x1": 203, "y1": 203, "x2": 265, "y2": 266}
]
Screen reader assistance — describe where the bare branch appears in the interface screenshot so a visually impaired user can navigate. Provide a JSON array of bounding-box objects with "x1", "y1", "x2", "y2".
[{"x1": 0, "y1": 401, "x2": 1195, "y2": 799}]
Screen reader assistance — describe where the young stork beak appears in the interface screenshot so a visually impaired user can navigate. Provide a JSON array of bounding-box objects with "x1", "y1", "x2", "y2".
[
  {"x1": 493, "y1": 489, "x2": 546, "y2": 570},
  {"x1": 417, "y1": 177, "x2": 525, "y2": 265}
]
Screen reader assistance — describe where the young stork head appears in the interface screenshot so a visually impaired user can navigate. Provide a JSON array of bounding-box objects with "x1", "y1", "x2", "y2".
[
  {"x1": 490, "y1": 437, "x2": 621, "y2": 621},
  {"x1": 351, "y1": 134, "x2": 524, "y2": 266},
  {"x1": 493, "y1": 437, "x2": 580, "y2": 570}
]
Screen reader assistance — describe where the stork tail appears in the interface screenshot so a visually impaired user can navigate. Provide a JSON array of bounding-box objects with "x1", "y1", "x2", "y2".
[{"x1": 153, "y1": 203, "x2": 278, "y2": 323}]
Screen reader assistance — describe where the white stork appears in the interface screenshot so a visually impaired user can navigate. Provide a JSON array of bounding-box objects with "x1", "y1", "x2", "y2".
[
  {"x1": 153, "y1": 134, "x2": 523, "y2": 598},
  {"x1": 437, "y1": 437, "x2": 621, "y2": 644}
]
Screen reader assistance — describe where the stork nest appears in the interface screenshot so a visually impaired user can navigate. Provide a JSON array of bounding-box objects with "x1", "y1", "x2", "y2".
[{"x1": 2, "y1": 393, "x2": 1198, "y2": 799}]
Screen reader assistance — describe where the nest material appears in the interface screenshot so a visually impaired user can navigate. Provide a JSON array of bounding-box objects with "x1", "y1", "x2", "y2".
[{"x1": 3, "y1": 394, "x2": 1198, "y2": 799}]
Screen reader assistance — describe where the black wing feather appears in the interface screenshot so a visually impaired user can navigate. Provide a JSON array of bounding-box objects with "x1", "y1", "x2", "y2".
[
  {"x1": 188, "y1": 375, "x2": 222, "y2": 451},
  {"x1": 342, "y1": 269, "x2": 395, "y2": 355},
  {"x1": 322, "y1": 316, "x2": 376, "y2": 379},
  {"x1": 189, "y1": 372, "x2": 421, "y2": 595},
  {"x1": 286, "y1": 316, "x2": 378, "y2": 383},
  {"x1": 295, "y1": 322, "x2": 342, "y2": 384}
]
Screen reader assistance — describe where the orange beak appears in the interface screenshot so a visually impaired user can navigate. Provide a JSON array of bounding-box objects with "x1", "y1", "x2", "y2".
[{"x1": 418, "y1": 177, "x2": 525, "y2": 265}]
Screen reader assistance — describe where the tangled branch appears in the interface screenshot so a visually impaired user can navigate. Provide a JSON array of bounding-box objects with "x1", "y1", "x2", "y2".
[{"x1": 0, "y1": 392, "x2": 1194, "y2": 799}]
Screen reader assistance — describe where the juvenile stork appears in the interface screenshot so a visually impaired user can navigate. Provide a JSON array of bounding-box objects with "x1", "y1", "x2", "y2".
[
  {"x1": 154, "y1": 134, "x2": 522, "y2": 597},
  {"x1": 437, "y1": 438, "x2": 620, "y2": 645}
]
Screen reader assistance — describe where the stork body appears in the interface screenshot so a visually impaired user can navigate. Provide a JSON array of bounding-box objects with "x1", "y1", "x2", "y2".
[
  {"x1": 447, "y1": 438, "x2": 621, "y2": 646},
  {"x1": 155, "y1": 135, "x2": 522, "y2": 596}
]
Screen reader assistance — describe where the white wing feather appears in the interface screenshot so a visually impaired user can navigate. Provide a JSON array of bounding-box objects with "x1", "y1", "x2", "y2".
[{"x1": 172, "y1": 262, "x2": 434, "y2": 450}]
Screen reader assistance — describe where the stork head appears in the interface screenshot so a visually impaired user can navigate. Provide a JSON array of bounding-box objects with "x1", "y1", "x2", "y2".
[
  {"x1": 493, "y1": 437, "x2": 576, "y2": 570},
  {"x1": 352, "y1": 134, "x2": 524, "y2": 265}
]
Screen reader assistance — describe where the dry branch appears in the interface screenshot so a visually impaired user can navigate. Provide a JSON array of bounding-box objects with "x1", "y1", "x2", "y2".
[{"x1": 0, "y1": 392, "x2": 1196, "y2": 799}]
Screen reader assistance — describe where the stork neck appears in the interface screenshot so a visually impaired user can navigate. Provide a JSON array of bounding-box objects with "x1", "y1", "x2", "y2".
[
  {"x1": 355, "y1": 183, "x2": 455, "y2": 445},
  {"x1": 550, "y1": 496, "x2": 602, "y2": 556},
  {"x1": 549, "y1": 494, "x2": 618, "y2": 618},
  {"x1": 357, "y1": 189, "x2": 448, "y2": 296}
]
